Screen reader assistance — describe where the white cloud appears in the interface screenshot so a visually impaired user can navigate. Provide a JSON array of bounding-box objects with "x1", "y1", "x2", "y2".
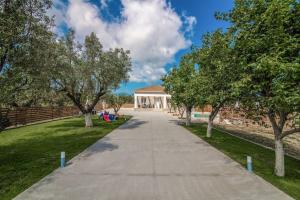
[
  {"x1": 66, "y1": 0, "x2": 116, "y2": 47},
  {"x1": 182, "y1": 12, "x2": 197, "y2": 36},
  {"x1": 48, "y1": 0, "x2": 67, "y2": 36},
  {"x1": 50, "y1": 0, "x2": 196, "y2": 82},
  {"x1": 100, "y1": 0, "x2": 112, "y2": 10}
]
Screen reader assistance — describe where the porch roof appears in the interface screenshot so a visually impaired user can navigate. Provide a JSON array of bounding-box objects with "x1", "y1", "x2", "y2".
[{"x1": 134, "y1": 85, "x2": 167, "y2": 94}]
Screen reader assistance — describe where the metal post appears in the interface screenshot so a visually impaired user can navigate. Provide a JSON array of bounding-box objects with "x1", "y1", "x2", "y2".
[
  {"x1": 247, "y1": 156, "x2": 252, "y2": 172},
  {"x1": 61, "y1": 152, "x2": 65, "y2": 168}
]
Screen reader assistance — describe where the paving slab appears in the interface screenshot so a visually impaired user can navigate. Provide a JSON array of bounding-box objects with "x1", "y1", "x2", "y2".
[{"x1": 14, "y1": 111, "x2": 293, "y2": 200}]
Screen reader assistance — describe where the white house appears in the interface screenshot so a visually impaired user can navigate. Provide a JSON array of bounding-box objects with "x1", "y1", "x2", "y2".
[{"x1": 134, "y1": 85, "x2": 171, "y2": 110}]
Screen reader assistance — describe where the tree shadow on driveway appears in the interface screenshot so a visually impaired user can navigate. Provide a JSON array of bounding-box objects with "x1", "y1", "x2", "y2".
[
  {"x1": 168, "y1": 119, "x2": 185, "y2": 125},
  {"x1": 72, "y1": 137, "x2": 119, "y2": 161},
  {"x1": 118, "y1": 119, "x2": 147, "y2": 129}
]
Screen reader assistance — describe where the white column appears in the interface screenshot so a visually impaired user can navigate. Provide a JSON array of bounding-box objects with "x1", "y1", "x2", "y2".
[
  {"x1": 163, "y1": 95, "x2": 167, "y2": 109},
  {"x1": 134, "y1": 94, "x2": 138, "y2": 109}
]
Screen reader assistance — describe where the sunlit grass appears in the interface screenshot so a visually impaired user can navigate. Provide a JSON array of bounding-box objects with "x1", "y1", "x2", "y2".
[{"x1": 0, "y1": 116, "x2": 131, "y2": 200}]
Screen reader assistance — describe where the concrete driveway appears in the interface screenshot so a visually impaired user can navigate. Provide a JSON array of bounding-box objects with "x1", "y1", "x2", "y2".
[{"x1": 14, "y1": 111, "x2": 293, "y2": 200}]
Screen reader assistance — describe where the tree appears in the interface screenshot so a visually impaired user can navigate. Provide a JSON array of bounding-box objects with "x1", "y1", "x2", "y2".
[
  {"x1": 163, "y1": 55, "x2": 198, "y2": 126},
  {"x1": 167, "y1": 98, "x2": 185, "y2": 118},
  {"x1": 0, "y1": 0, "x2": 53, "y2": 73},
  {"x1": 0, "y1": 0, "x2": 54, "y2": 129},
  {"x1": 193, "y1": 30, "x2": 237, "y2": 137},
  {"x1": 166, "y1": 98, "x2": 175, "y2": 113},
  {"x1": 106, "y1": 93, "x2": 132, "y2": 115},
  {"x1": 51, "y1": 31, "x2": 131, "y2": 127},
  {"x1": 218, "y1": 0, "x2": 300, "y2": 176},
  {"x1": 177, "y1": 105, "x2": 186, "y2": 119},
  {"x1": 0, "y1": 71, "x2": 58, "y2": 108}
]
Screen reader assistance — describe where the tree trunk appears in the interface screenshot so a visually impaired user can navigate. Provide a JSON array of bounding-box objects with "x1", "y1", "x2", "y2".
[
  {"x1": 206, "y1": 104, "x2": 223, "y2": 138},
  {"x1": 114, "y1": 108, "x2": 118, "y2": 115},
  {"x1": 186, "y1": 107, "x2": 191, "y2": 126},
  {"x1": 207, "y1": 118, "x2": 213, "y2": 138},
  {"x1": 84, "y1": 112, "x2": 93, "y2": 127},
  {"x1": 267, "y1": 111, "x2": 286, "y2": 177},
  {"x1": 274, "y1": 138, "x2": 285, "y2": 177},
  {"x1": 178, "y1": 106, "x2": 185, "y2": 119}
]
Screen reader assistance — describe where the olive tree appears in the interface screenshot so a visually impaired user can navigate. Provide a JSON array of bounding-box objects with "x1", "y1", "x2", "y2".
[
  {"x1": 0, "y1": 0, "x2": 53, "y2": 73},
  {"x1": 106, "y1": 93, "x2": 132, "y2": 115},
  {"x1": 0, "y1": 0, "x2": 54, "y2": 129},
  {"x1": 51, "y1": 31, "x2": 131, "y2": 127},
  {"x1": 0, "y1": 0, "x2": 53, "y2": 93}
]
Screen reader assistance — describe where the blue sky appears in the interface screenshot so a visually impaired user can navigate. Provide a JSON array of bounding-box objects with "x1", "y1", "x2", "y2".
[{"x1": 51, "y1": 0, "x2": 234, "y2": 94}]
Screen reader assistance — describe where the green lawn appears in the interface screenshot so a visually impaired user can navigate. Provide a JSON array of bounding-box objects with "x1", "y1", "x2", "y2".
[
  {"x1": 184, "y1": 123, "x2": 300, "y2": 200},
  {"x1": 0, "y1": 116, "x2": 130, "y2": 200}
]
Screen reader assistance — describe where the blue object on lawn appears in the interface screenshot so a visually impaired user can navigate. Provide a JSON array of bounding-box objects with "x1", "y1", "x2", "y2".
[
  {"x1": 108, "y1": 114, "x2": 115, "y2": 121},
  {"x1": 98, "y1": 112, "x2": 104, "y2": 119}
]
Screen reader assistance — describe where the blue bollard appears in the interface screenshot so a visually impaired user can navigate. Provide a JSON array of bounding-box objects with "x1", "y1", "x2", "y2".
[
  {"x1": 247, "y1": 156, "x2": 253, "y2": 172},
  {"x1": 61, "y1": 152, "x2": 65, "y2": 168}
]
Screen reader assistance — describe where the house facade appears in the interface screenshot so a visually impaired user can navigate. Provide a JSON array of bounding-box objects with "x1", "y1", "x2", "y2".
[{"x1": 134, "y1": 85, "x2": 171, "y2": 110}]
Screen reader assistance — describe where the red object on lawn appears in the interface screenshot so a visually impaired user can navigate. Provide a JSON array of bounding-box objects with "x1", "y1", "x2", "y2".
[{"x1": 103, "y1": 115, "x2": 111, "y2": 122}]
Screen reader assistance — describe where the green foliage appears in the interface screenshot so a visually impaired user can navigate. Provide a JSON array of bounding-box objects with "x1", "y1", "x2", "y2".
[
  {"x1": 213, "y1": 0, "x2": 300, "y2": 177},
  {"x1": 0, "y1": 0, "x2": 54, "y2": 106},
  {"x1": 193, "y1": 30, "x2": 238, "y2": 118},
  {"x1": 0, "y1": 0, "x2": 53, "y2": 72},
  {"x1": 220, "y1": 0, "x2": 300, "y2": 138},
  {"x1": 162, "y1": 55, "x2": 198, "y2": 109},
  {"x1": 162, "y1": 55, "x2": 198, "y2": 125},
  {"x1": 0, "y1": 1, "x2": 132, "y2": 115},
  {"x1": 106, "y1": 93, "x2": 133, "y2": 114},
  {"x1": 50, "y1": 30, "x2": 132, "y2": 114},
  {"x1": 0, "y1": 0, "x2": 57, "y2": 130}
]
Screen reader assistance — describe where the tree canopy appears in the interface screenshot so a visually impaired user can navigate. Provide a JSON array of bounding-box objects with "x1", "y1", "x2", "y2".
[
  {"x1": 106, "y1": 93, "x2": 133, "y2": 115},
  {"x1": 0, "y1": 0, "x2": 54, "y2": 106},
  {"x1": 163, "y1": 55, "x2": 198, "y2": 126},
  {"x1": 193, "y1": 30, "x2": 238, "y2": 137},
  {"x1": 50, "y1": 31, "x2": 131, "y2": 127}
]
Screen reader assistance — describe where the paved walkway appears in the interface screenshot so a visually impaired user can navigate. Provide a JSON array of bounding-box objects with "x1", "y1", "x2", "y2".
[{"x1": 15, "y1": 111, "x2": 292, "y2": 200}]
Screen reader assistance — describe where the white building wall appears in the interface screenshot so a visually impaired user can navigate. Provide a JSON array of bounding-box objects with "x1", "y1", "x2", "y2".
[{"x1": 134, "y1": 93, "x2": 171, "y2": 110}]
